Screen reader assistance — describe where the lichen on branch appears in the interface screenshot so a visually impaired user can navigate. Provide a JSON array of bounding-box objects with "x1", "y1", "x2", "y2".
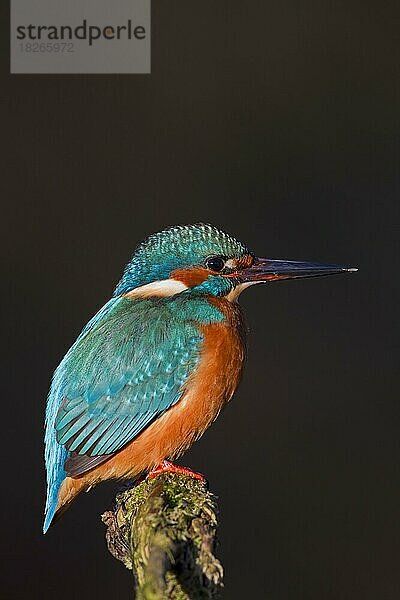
[{"x1": 102, "y1": 473, "x2": 223, "y2": 599}]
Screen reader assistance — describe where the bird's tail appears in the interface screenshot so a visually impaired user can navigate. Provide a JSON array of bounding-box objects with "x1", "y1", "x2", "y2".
[
  {"x1": 43, "y1": 445, "x2": 67, "y2": 534},
  {"x1": 44, "y1": 475, "x2": 88, "y2": 533},
  {"x1": 44, "y1": 432, "x2": 68, "y2": 533},
  {"x1": 43, "y1": 470, "x2": 65, "y2": 533},
  {"x1": 44, "y1": 381, "x2": 68, "y2": 533}
]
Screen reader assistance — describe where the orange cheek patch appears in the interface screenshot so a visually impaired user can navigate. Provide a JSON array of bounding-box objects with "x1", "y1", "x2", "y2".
[{"x1": 171, "y1": 267, "x2": 210, "y2": 287}]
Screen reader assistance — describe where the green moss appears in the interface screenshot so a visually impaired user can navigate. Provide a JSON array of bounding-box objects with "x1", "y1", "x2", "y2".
[{"x1": 103, "y1": 473, "x2": 223, "y2": 599}]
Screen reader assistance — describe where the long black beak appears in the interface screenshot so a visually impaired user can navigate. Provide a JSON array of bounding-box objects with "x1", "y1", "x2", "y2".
[{"x1": 239, "y1": 258, "x2": 358, "y2": 283}]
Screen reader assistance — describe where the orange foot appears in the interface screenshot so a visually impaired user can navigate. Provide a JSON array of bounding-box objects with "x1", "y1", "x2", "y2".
[{"x1": 148, "y1": 459, "x2": 205, "y2": 482}]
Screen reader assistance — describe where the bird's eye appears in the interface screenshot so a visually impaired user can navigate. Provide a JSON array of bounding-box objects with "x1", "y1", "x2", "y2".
[{"x1": 205, "y1": 256, "x2": 226, "y2": 272}]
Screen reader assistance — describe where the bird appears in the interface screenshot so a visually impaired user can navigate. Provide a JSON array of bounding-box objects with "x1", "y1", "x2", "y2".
[{"x1": 44, "y1": 223, "x2": 357, "y2": 533}]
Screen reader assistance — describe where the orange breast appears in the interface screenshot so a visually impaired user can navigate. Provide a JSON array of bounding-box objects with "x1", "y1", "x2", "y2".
[{"x1": 57, "y1": 298, "x2": 246, "y2": 508}]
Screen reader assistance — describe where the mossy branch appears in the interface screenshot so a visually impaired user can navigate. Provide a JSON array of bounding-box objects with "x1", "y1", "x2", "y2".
[{"x1": 102, "y1": 474, "x2": 223, "y2": 599}]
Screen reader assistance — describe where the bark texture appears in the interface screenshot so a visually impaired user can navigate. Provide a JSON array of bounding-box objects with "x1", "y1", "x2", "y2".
[{"x1": 102, "y1": 473, "x2": 223, "y2": 599}]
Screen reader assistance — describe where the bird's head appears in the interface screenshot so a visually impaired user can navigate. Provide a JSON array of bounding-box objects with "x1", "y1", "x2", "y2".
[{"x1": 114, "y1": 223, "x2": 357, "y2": 300}]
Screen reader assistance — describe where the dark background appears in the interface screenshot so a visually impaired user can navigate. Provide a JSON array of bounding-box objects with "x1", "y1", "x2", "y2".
[{"x1": 2, "y1": 1, "x2": 399, "y2": 598}]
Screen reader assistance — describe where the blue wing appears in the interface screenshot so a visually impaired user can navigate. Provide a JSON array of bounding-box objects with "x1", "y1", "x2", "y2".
[{"x1": 44, "y1": 296, "x2": 202, "y2": 532}]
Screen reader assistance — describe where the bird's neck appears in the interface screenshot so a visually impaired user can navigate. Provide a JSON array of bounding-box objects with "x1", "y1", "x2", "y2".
[
  {"x1": 174, "y1": 294, "x2": 246, "y2": 336},
  {"x1": 120, "y1": 288, "x2": 244, "y2": 329}
]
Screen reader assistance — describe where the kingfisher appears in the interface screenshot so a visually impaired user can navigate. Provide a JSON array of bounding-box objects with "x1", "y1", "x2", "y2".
[{"x1": 44, "y1": 223, "x2": 356, "y2": 533}]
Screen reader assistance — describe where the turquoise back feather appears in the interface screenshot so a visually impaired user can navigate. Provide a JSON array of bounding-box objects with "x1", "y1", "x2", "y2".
[{"x1": 44, "y1": 298, "x2": 119, "y2": 533}]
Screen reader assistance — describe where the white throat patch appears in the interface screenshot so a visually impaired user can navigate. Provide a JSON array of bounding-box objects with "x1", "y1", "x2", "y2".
[{"x1": 225, "y1": 281, "x2": 259, "y2": 302}]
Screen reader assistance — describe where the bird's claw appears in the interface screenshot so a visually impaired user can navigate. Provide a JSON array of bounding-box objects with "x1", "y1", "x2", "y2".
[{"x1": 148, "y1": 459, "x2": 205, "y2": 481}]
